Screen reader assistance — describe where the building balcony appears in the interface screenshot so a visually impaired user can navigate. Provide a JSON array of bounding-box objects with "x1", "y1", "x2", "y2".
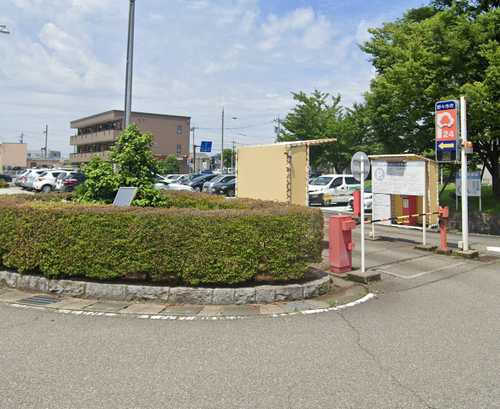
[
  {"x1": 69, "y1": 151, "x2": 111, "y2": 163},
  {"x1": 70, "y1": 129, "x2": 121, "y2": 146}
]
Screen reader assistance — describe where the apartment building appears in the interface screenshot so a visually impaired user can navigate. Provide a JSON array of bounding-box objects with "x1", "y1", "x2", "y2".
[{"x1": 69, "y1": 110, "x2": 190, "y2": 170}]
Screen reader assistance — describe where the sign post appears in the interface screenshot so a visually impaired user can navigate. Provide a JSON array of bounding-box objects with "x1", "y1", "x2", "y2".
[
  {"x1": 460, "y1": 96, "x2": 469, "y2": 251},
  {"x1": 435, "y1": 100, "x2": 459, "y2": 163},
  {"x1": 351, "y1": 152, "x2": 370, "y2": 273}
]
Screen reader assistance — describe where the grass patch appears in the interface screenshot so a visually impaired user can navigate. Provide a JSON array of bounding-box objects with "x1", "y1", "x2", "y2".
[{"x1": 440, "y1": 184, "x2": 500, "y2": 215}]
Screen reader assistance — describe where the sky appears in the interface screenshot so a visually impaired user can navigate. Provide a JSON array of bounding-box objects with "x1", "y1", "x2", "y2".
[{"x1": 0, "y1": 0, "x2": 426, "y2": 156}]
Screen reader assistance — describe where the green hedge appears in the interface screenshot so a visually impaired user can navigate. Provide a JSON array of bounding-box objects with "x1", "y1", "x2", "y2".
[{"x1": 0, "y1": 193, "x2": 323, "y2": 286}]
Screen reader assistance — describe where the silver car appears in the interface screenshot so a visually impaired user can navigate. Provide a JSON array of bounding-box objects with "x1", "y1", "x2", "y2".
[{"x1": 202, "y1": 174, "x2": 235, "y2": 193}]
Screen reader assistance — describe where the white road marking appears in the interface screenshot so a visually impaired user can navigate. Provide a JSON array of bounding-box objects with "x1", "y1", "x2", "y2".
[
  {"x1": 374, "y1": 261, "x2": 468, "y2": 280},
  {"x1": 486, "y1": 246, "x2": 500, "y2": 253}
]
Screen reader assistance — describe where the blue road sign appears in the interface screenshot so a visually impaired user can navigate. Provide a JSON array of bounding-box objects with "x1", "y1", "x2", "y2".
[
  {"x1": 436, "y1": 140, "x2": 457, "y2": 151},
  {"x1": 200, "y1": 141, "x2": 212, "y2": 153}
]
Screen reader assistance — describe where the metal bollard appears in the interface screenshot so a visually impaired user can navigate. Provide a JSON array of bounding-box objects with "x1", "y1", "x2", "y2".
[
  {"x1": 329, "y1": 215, "x2": 357, "y2": 275},
  {"x1": 438, "y1": 206, "x2": 451, "y2": 254}
]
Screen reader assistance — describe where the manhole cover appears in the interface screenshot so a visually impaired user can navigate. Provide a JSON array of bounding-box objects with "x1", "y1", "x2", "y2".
[{"x1": 18, "y1": 295, "x2": 60, "y2": 306}]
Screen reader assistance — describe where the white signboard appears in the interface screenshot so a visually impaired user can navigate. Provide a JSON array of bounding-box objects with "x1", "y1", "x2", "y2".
[
  {"x1": 372, "y1": 193, "x2": 391, "y2": 225},
  {"x1": 456, "y1": 171, "x2": 481, "y2": 197},
  {"x1": 372, "y1": 160, "x2": 426, "y2": 196}
]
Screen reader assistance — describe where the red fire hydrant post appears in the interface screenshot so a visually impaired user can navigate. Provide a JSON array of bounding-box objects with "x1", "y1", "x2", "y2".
[
  {"x1": 436, "y1": 206, "x2": 451, "y2": 255},
  {"x1": 329, "y1": 215, "x2": 357, "y2": 276}
]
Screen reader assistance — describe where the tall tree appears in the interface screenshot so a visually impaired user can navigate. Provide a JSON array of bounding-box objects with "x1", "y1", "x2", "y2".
[
  {"x1": 278, "y1": 90, "x2": 373, "y2": 172},
  {"x1": 362, "y1": 2, "x2": 500, "y2": 197}
]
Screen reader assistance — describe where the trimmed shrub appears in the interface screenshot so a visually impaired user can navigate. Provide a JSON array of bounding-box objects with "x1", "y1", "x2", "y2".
[{"x1": 0, "y1": 194, "x2": 322, "y2": 286}]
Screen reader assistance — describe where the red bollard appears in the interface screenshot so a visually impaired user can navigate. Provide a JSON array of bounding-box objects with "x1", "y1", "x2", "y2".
[
  {"x1": 352, "y1": 190, "x2": 361, "y2": 217},
  {"x1": 329, "y1": 215, "x2": 357, "y2": 275},
  {"x1": 438, "y1": 206, "x2": 451, "y2": 254}
]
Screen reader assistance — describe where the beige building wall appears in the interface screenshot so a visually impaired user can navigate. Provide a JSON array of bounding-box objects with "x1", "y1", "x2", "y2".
[
  {"x1": 289, "y1": 145, "x2": 308, "y2": 206},
  {"x1": 237, "y1": 144, "x2": 289, "y2": 202},
  {"x1": 0, "y1": 143, "x2": 27, "y2": 169}
]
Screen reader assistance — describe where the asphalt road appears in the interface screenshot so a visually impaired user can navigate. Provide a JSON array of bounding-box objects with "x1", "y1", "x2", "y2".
[{"x1": 1, "y1": 252, "x2": 499, "y2": 409}]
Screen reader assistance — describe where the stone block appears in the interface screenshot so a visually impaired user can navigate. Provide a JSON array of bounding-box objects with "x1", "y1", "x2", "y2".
[
  {"x1": 0, "y1": 271, "x2": 18, "y2": 288},
  {"x1": 16, "y1": 274, "x2": 31, "y2": 290},
  {"x1": 234, "y1": 288, "x2": 256, "y2": 304},
  {"x1": 303, "y1": 282, "x2": 320, "y2": 299},
  {"x1": 125, "y1": 285, "x2": 168, "y2": 301},
  {"x1": 85, "y1": 282, "x2": 126, "y2": 300},
  {"x1": 275, "y1": 284, "x2": 303, "y2": 301},
  {"x1": 211, "y1": 288, "x2": 234, "y2": 305},
  {"x1": 49, "y1": 279, "x2": 85, "y2": 297},
  {"x1": 255, "y1": 286, "x2": 276, "y2": 303},
  {"x1": 168, "y1": 287, "x2": 213, "y2": 304}
]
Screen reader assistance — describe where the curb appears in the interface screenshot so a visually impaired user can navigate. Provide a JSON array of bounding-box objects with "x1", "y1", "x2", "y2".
[
  {"x1": 1, "y1": 292, "x2": 376, "y2": 321},
  {"x1": 0, "y1": 270, "x2": 331, "y2": 305}
]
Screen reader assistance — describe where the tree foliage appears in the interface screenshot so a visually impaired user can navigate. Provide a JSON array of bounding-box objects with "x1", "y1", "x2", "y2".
[
  {"x1": 76, "y1": 124, "x2": 164, "y2": 206},
  {"x1": 157, "y1": 155, "x2": 180, "y2": 175},
  {"x1": 362, "y1": 2, "x2": 500, "y2": 196},
  {"x1": 277, "y1": 90, "x2": 377, "y2": 172}
]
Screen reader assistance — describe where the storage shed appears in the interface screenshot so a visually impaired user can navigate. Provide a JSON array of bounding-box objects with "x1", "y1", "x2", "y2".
[{"x1": 236, "y1": 139, "x2": 336, "y2": 206}]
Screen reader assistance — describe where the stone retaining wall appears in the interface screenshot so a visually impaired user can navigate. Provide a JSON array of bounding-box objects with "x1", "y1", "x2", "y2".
[
  {"x1": 449, "y1": 212, "x2": 500, "y2": 235},
  {"x1": 0, "y1": 270, "x2": 331, "y2": 305}
]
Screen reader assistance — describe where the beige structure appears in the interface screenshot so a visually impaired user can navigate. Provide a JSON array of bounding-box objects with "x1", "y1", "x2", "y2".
[
  {"x1": 69, "y1": 110, "x2": 190, "y2": 170},
  {"x1": 0, "y1": 143, "x2": 27, "y2": 170},
  {"x1": 236, "y1": 139, "x2": 335, "y2": 206}
]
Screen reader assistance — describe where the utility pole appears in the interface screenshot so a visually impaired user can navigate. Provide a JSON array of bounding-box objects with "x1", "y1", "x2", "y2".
[
  {"x1": 124, "y1": 0, "x2": 135, "y2": 128},
  {"x1": 19, "y1": 132, "x2": 24, "y2": 144},
  {"x1": 42, "y1": 125, "x2": 48, "y2": 159},
  {"x1": 231, "y1": 140, "x2": 235, "y2": 173},
  {"x1": 190, "y1": 126, "x2": 198, "y2": 172},
  {"x1": 221, "y1": 107, "x2": 225, "y2": 174},
  {"x1": 274, "y1": 116, "x2": 281, "y2": 140}
]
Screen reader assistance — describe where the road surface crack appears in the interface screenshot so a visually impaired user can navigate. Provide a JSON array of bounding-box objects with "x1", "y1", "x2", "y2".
[{"x1": 338, "y1": 311, "x2": 438, "y2": 409}]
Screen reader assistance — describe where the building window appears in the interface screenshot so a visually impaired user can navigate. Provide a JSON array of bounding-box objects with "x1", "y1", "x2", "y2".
[
  {"x1": 176, "y1": 144, "x2": 182, "y2": 155},
  {"x1": 176, "y1": 125, "x2": 182, "y2": 135}
]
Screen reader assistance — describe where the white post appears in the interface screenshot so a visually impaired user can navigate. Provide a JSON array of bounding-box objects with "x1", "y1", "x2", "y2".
[
  {"x1": 361, "y1": 160, "x2": 365, "y2": 273},
  {"x1": 422, "y1": 163, "x2": 427, "y2": 246},
  {"x1": 460, "y1": 96, "x2": 469, "y2": 251}
]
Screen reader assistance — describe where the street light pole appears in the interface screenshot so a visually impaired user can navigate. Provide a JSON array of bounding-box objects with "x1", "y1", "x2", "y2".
[
  {"x1": 124, "y1": 0, "x2": 135, "y2": 128},
  {"x1": 221, "y1": 107, "x2": 224, "y2": 173}
]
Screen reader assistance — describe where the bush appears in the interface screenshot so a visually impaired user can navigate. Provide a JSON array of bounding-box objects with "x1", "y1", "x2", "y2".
[
  {"x1": 0, "y1": 180, "x2": 8, "y2": 189},
  {"x1": 0, "y1": 194, "x2": 323, "y2": 286}
]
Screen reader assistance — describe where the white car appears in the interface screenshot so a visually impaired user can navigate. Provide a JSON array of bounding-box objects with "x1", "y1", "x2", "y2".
[
  {"x1": 348, "y1": 190, "x2": 373, "y2": 212},
  {"x1": 33, "y1": 170, "x2": 66, "y2": 193},
  {"x1": 163, "y1": 174, "x2": 184, "y2": 183},
  {"x1": 308, "y1": 174, "x2": 360, "y2": 206}
]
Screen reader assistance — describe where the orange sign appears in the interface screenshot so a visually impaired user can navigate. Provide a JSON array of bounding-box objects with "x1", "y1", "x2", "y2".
[{"x1": 435, "y1": 100, "x2": 459, "y2": 142}]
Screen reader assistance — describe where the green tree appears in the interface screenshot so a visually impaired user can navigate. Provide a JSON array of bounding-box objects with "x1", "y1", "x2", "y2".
[
  {"x1": 222, "y1": 148, "x2": 233, "y2": 169},
  {"x1": 76, "y1": 124, "x2": 165, "y2": 206},
  {"x1": 157, "y1": 155, "x2": 180, "y2": 175},
  {"x1": 362, "y1": 2, "x2": 500, "y2": 197},
  {"x1": 278, "y1": 90, "x2": 375, "y2": 172}
]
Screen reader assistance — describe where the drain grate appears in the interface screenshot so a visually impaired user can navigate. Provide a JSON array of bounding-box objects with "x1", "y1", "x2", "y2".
[{"x1": 18, "y1": 295, "x2": 60, "y2": 306}]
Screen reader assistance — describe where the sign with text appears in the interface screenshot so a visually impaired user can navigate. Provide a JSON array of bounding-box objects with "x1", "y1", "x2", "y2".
[
  {"x1": 456, "y1": 171, "x2": 481, "y2": 197},
  {"x1": 372, "y1": 160, "x2": 426, "y2": 196},
  {"x1": 200, "y1": 141, "x2": 212, "y2": 153},
  {"x1": 435, "y1": 100, "x2": 459, "y2": 163}
]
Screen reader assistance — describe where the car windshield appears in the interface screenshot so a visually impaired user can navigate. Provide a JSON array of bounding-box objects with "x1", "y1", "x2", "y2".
[{"x1": 310, "y1": 176, "x2": 333, "y2": 186}]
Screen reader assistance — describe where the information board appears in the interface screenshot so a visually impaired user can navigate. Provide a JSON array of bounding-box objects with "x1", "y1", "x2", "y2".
[
  {"x1": 372, "y1": 160, "x2": 426, "y2": 196},
  {"x1": 435, "y1": 99, "x2": 459, "y2": 163},
  {"x1": 372, "y1": 193, "x2": 391, "y2": 225},
  {"x1": 112, "y1": 187, "x2": 138, "y2": 207},
  {"x1": 200, "y1": 141, "x2": 212, "y2": 153},
  {"x1": 456, "y1": 171, "x2": 481, "y2": 197}
]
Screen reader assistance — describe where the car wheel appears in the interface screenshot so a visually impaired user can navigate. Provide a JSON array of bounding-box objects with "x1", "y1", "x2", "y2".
[
  {"x1": 194, "y1": 186, "x2": 201, "y2": 192},
  {"x1": 227, "y1": 189, "x2": 235, "y2": 197},
  {"x1": 42, "y1": 185, "x2": 52, "y2": 193}
]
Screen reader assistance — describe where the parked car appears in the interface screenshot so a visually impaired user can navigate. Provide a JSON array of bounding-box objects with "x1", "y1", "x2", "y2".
[
  {"x1": 33, "y1": 170, "x2": 66, "y2": 193},
  {"x1": 163, "y1": 174, "x2": 184, "y2": 183},
  {"x1": 22, "y1": 169, "x2": 49, "y2": 190},
  {"x1": 166, "y1": 173, "x2": 200, "y2": 191},
  {"x1": 14, "y1": 170, "x2": 30, "y2": 186},
  {"x1": 0, "y1": 174, "x2": 12, "y2": 183},
  {"x1": 308, "y1": 174, "x2": 360, "y2": 206},
  {"x1": 212, "y1": 176, "x2": 236, "y2": 196},
  {"x1": 55, "y1": 172, "x2": 86, "y2": 192},
  {"x1": 202, "y1": 174, "x2": 234, "y2": 193},
  {"x1": 347, "y1": 188, "x2": 373, "y2": 213},
  {"x1": 189, "y1": 173, "x2": 218, "y2": 192}
]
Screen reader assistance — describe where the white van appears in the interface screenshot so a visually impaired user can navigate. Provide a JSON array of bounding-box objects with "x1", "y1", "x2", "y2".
[{"x1": 308, "y1": 174, "x2": 360, "y2": 206}]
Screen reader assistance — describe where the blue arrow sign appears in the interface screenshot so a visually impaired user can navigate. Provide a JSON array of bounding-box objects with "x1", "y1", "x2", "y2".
[
  {"x1": 200, "y1": 141, "x2": 212, "y2": 153},
  {"x1": 436, "y1": 140, "x2": 457, "y2": 151}
]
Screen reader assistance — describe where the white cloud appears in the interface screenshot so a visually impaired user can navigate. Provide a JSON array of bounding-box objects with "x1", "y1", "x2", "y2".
[{"x1": 1, "y1": 0, "x2": 374, "y2": 155}]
